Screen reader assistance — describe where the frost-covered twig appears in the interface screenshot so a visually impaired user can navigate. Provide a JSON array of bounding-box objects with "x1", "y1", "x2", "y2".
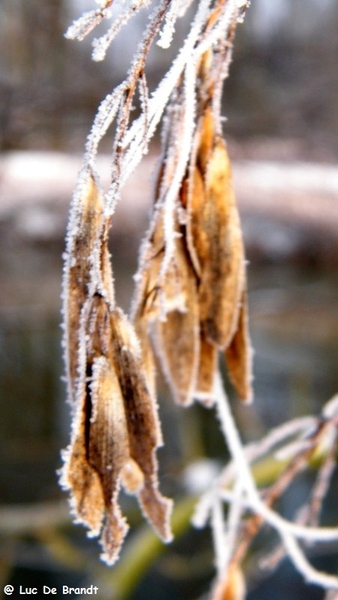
[
  {"x1": 71, "y1": 0, "x2": 246, "y2": 220},
  {"x1": 260, "y1": 420, "x2": 338, "y2": 573},
  {"x1": 196, "y1": 380, "x2": 338, "y2": 592}
]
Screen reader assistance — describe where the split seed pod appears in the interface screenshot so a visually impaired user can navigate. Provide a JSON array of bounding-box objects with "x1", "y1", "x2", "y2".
[
  {"x1": 134, "y1": 102, "x2": 253, "y2": 404},
  {"x1": 64, "y1": 171, "x2": 105, "y2": 401},
  {"x1": 61, "y1": 169, "x2": 172, "y2": 564},
  {"x1": 155, "y1": 232, "x2": 200, "y2": 406},
  {"x1": 185, "y1": 106, "x2": 253, "y2": 402},
  {"x1": 225, "y1": 289, "x2": 253, "y2": 403},
  {"x1": 201, "y1": 136, "x2": 245, "y2": 348},
  {"x1": 133, "y1": 206, "x2": 200, "y2": 406},
  {"x1": 188, "y1": 112, "x2": 245, "y2": 350}
]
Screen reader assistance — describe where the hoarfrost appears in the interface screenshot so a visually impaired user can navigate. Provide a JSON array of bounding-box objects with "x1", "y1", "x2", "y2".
[
  {"x1": 65, "y1": 8, "x2": 112, "y2": 41},
  {"x1": 157, "y1": 0, "x2": 182, "y2": 48},
  {"x1": 92, "y1": 5, "x2": 141, "y2": 61}
]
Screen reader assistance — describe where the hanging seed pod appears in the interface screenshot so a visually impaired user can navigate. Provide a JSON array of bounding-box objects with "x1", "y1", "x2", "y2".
[
  {"x1": 225, "y1": 289, "x2": 253, "y2": 403},
  {"x1": 109, "y1": 307, "x2": 173, "y2": 544},
  {"x1": 62, "y1": 297, "x2": 173, "y2": 564},
  {"x1": 183, "y1": 163, "x2": 206, "y2": 278},
  {"x1": 154, "y1": 232, "x2": 200, "y2": 406},
  {"x1": 61, "y1": 170, "x2": 172, "y2": 565},
  {"x1": 198, "y1": 135, "x2": 245, "y2": 349},
  {"x1": 195, "y1": 332, "x2": 218, "y2": 406},
  {"x1": 131, "y1": 207, "x2": 168, "y2": 397},
  {"x1": 134, "y1": 203, "x2": 200, "y2": 406},
  {"x1": 133, "y1": 66, "x2": 252, "y2": 405},
  {"x1": 183, "y1": 104, "x2": 252, "y2": 401},
  {"x1": 132, "y1": 207, "x2": 166, "y2": 323},
  {"x1": 87, "y1": 355, "x2": 130, "y2": 562},
  {"x1": 60, "y1": 346, "x2": 129, "y2": 563},
  {"x1": 196, "y1": 103, "x2": 214, "y2": 175},
  {"x1": 64, "y1": 169, "x2": 105, "y2": 402}
]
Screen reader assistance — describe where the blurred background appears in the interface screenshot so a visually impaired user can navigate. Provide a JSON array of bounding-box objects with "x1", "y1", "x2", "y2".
[{"x1": 1, "y1": 0, "x2": 338, "y2": 598}]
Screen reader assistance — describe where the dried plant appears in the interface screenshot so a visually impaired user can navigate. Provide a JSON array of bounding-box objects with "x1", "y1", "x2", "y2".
[
  {"x1": 60, "y1": 171, "x2": 173, "y2": 565},
  {"x1": 60, "y1": 0, "x2": 338, "y2": 597}
]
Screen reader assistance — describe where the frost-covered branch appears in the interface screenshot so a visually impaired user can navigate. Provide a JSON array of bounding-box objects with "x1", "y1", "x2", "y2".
[
  {"x1": 194, "y1": 387, "x2": 338, "y2": 595},
  {"x1": 69, "y1": 0, "x2": 247, "y2": 219}
]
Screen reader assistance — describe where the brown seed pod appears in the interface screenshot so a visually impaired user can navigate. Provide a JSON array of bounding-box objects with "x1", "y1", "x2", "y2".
[
  {"x1": 133, "y1": 201, "x2": 200, "y2": 406},
  {"x1": 62, "y1": 169, "x2": 172, "y2": 564},
  {"x1": 62, "y1": 301, "x2": 173, "y2": 564},
  {"x1": 155, "y1": 291, "x2": 200, "y2": 406},
  {"x1": 110, "y1": 307, "x2": 173, "y2": 543},
  {"x1": 65, "y1": 170, "x2": 104, "y2": 401},
  {"x1": 196, "y1": 104, "x2": 215, "y2": 176},
  {"x1": 198, "y1": 136, "x2": 245, "y2": 349},
  {"x1": 225, "y1": 289, "x2": 253, "y2": 403},
  {"x1": 133, "y1": 100, "x2": 252, "y2": 405},
  {"x1": 195, "y1": 332, "x2": 218, "y2": 406},
  {"x1": 183, "y1": 164, "x2": 206, "y2": 278},
  {"x1": 184, "y1": 107, "x2": 252, "y2": 401},
  {"x1": 87, "y1": 355, "x2": 130, "y2": 562}
]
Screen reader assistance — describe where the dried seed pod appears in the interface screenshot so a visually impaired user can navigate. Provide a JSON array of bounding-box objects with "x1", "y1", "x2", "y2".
[
  {"x1": 133, "y1": 203, "x2": 200, "y2": 406},
  {"x1": 131, "y1": 209, "x2": 167, "y2": 396},
  {"x1": 65, "y1": 169, "x2": 104, "y2": 401},
  {"x1": 148, "y1": 235, "x2": 200, "y2": 406},
  {"x1": 159, "y1": 230, "x2": 200, "y2": 406},
  {"x1": 182, "y1": 164, "x2": 205, "y2": 278},
  {"x1": 195, "y1": 332, "x2": 218, "y2": 406},
  {"x1": 110, "y1": 307, "x2": 173, "y2": 542},
  {"x1": 62, "y1": 169, "x2": 172, "y2": 564},
  {"x1": 198, "y1": 136, "x2": 245, "y2": 349},
  {"x1": 121, "y1": 458, "x2": 145, "y2": 494},
  {"x1": 133, "y1": 99, "x2": 252, "y2": 405},
  {"x1": 61, "y1": 301, "x2": 173, "y2": 564},
  {"x1": 61, "y1": 408, "x2": 106, "y2": 539},
  {"x1": 88, "y1": 355, "x2": 130, "y2": 563},
  {"x1": 61, "y1": 293, "x2": 129, "y2": 565},
  {"x1": 183, "y1": 106, "x2": 252, "y2": 401},
  {"x1": 132, "y1": 208, "x2": 166, "y2": 322},
  {"x1": 225, "y1": 289, "x2": 253, "y2": 403},
  {"x1": 133, "y1": 316, "x2": 157, "y2": 398},
  {"x1": 196, "y1": 104, "x2": 214, "y2": 176},
  {"x1": 155, "y1": 300, "x2": 200, "y2": 406}
]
